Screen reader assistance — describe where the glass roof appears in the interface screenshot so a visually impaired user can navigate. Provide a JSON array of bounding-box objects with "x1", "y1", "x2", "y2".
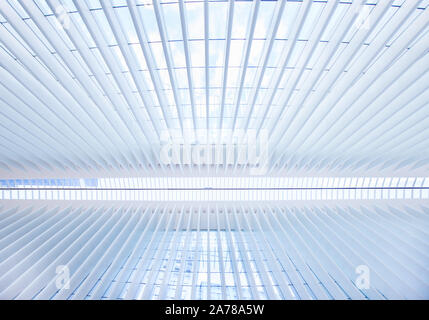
[{"x1": 0, "y1": 0, "x2": 428, "y2": 175}]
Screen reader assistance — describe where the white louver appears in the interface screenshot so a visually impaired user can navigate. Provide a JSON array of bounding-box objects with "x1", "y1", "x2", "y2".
[
  {"x1": 0, "y1": 202, "x2": 428, "y2": 299},
  {"x1": 1, "y1": 176, "x2": 428, "y2": 201},
  {"x1": 0, "y1": 0, "x2": 428, "y2": 177},
  {"x1": 0, "y1": 0, "x2": 428, "y2": 301}
]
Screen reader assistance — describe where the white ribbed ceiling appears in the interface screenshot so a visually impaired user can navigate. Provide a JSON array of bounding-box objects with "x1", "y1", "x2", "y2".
[
  {"x1": 0, "y1": 0, "x2": 428, "y2": 178},
  {"x1": 1, "y1": 0, "x2": 429, "y2": 301},
  {"x1": 1, "y1": 201, "x2": 428, "y2": 299}
]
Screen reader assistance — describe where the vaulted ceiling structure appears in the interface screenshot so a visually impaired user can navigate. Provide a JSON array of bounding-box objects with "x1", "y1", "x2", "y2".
[{"x1": 0, "y1": 0, "x2": 428, "y2": 300}]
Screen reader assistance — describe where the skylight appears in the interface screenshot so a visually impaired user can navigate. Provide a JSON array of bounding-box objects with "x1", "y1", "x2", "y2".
[
  {"x1": 0, "y1": 0, "x2": 427, "y2": 175},
  {"x1": 1, "y1": 176, "x2": 428, "y2": 201},
  {"x1": 0, "y1": 0, "x2": 428, "y2": 302}
]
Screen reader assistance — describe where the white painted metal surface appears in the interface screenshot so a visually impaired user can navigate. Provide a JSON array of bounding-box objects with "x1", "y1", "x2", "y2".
[
  {"x1": 0, "y1": 0, "x2": 427, "y2": 176},
  {"x1": 0, "y1": 201, "x2": 427, "y2": 299}
]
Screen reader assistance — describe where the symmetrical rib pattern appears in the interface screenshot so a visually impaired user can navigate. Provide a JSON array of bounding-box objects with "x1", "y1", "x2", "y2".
[
  {"x1": 0, "y1": 0, "x2": 428, "y2": 302},
  {"x1": 0, "y1": 202, "x2": 428, "y2": 300},
  {"x1": 0, "y1": 0, "x2": 428, "y2": 176}
]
